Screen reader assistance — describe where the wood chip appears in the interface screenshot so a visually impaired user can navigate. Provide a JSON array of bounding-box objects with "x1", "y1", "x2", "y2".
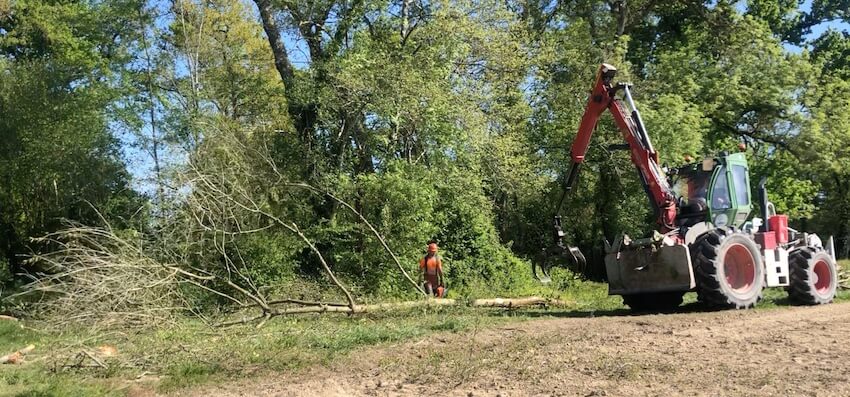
[{"x1": 97, "y1": 345, "x2": 118, "y2": 357}]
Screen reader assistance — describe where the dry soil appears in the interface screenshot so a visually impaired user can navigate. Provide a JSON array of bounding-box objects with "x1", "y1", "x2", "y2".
[{"x1": 183, "y1": 302, "x2": 850, "y2": 397}]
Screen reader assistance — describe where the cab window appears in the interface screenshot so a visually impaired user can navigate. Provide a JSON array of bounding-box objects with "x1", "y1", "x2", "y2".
[
  {"x1": 711, "y1": 167, "x2": 731, "y2": 210},
  {"x1": 732, "y1": 165, "x2": 749, "y2": 206},
  {"x1": 672, "y1": 168, "x2": 710, "y2": 206}
]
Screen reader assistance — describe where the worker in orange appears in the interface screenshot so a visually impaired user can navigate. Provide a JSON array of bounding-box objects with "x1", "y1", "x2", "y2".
[{"x1": 419, "y1": 242, "x2": 446, "y2": 298}]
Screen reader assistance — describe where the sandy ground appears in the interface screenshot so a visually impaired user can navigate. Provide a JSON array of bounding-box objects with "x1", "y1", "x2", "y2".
[{"x1": 183, "y1": 302, "x2": 850, "y2": 397}]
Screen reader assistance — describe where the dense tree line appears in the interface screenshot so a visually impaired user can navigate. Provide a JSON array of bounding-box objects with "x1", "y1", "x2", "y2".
[{"x1": 1, "y1": 0, "x2": 848, "y2": 300}]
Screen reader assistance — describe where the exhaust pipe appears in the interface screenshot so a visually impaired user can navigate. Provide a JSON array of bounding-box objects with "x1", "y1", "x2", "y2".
[{"x1": 758, "y1": 177, "x2": 770, "y2": 232}]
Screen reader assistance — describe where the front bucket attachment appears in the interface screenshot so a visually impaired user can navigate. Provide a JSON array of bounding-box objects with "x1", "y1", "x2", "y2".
[{"x1": 604, "y1": 234, "x2": 695, "y2": 295}]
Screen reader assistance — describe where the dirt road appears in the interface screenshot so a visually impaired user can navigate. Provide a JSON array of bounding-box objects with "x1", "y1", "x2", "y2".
[{"x1": 189, "y1": 302, "x2": 850, "y2": 396}]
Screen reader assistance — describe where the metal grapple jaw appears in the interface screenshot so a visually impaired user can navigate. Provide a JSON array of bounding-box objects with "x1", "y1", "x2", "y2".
[{"x1": 533, "y1": 216, "x2": 588, "y2": 283}]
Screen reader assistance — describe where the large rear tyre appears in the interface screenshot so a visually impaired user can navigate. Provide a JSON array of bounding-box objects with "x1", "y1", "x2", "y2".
[
  {"x1": 622, "y1": 292, "x2": 684, "y2": 312},
  {"x1": 692, "y1": 228, "x2": 764, "y2": 309},
  {"x1": 788, "y1": 247, "x2": 837, "y2": 305}
]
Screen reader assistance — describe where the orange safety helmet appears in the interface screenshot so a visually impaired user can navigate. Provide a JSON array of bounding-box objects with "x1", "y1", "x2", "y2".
[{"x1": 427, "y1": 243, "x2": 438, "y2": 253}]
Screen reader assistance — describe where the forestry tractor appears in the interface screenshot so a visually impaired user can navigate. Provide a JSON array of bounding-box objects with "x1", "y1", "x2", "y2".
[{"x1": 534, "y1": 63, "x2": 839, "y2": 311}]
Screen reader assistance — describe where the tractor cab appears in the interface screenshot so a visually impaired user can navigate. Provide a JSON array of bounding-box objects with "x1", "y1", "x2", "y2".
[{"x1": 672, "y1": 152, "x2": 752, "y2": 229}]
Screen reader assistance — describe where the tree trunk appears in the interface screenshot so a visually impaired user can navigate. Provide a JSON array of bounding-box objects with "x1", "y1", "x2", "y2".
[
  {"x1": 253, "y1": 0, "x2": 321, "y2": 181},
  {"x1": 137, "y1": 6, "x2": 164, "y2": 204},
  {"x1": 253, "y1": 0, "x2": 294, "y2": 87},
  {"x1": 401, "y1": 0, "x2": 411, "y2": 39},
  {"x1": 611, "y1": 0, "x2": 628, "y2": 36}
]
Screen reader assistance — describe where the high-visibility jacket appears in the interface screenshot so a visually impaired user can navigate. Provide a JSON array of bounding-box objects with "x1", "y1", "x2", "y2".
[
  {"x1": 419, "y1": 255, "x2": 443, "y2": 276},
  {"x1": 420, "y1": 255, "x2": 443, "y2": 292}
]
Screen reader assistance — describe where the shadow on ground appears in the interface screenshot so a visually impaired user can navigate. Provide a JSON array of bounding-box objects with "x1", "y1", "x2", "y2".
[{"x1": 493, "y1": 300, "x2": 717, "y2": 319}]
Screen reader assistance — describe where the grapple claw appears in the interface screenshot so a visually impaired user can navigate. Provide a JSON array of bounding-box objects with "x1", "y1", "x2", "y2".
[
  {"x1": 533, "y1": 216, "x2": 589, "y2": 283},
  {"x1": 533, "y1": 251, "x2": 553, "y2": 283},
  {"x1": 534, "y1": 243, "x2": 587, "y2": 283},
  {"x1": 567, "y1": 245, "x2": 587, "y2": 273}
]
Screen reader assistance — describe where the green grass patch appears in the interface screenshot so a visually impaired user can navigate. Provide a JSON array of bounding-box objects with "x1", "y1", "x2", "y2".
[
  {"x1": 0, "y1": 305, "x2": 527, "y2": 396},
  {"x1": 150, "y1": 308, "x2": 506, "y2": 391}
]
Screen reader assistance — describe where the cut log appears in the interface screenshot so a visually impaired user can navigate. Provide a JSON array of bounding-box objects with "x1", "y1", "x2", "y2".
[
  {"x1": 272, "y1": 299, "x2": 457, "y2": 315},
  {"x1": 1, "y1": 344, "x2": 35, "y2": 364},
  {"x1": 0, "y1": 315, "x2": 18, "y2": 322},
  {"x1": 471, "y1": 297, "x2": 571, "y2": 308},
  {"x1": 353, "y1": 299, "x2": 457, "y2": 313},
  {"x1": 267, "y1": 297, "x2": 568, "y2": 313}
]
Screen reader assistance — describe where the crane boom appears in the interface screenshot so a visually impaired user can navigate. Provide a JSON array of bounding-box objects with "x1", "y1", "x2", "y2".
[{"x1": 559, "y1": 63, "x2": 677, "y2": 232}]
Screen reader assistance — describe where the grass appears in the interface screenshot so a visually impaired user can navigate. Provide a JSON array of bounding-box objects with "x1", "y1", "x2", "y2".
[
  {"x1": 0, "y1": 321, "x2": 122, "y2": 397},
  {"x1": 2, "y1": 261, "x2": 849, "y2": 396},
  {"x1": 0, "y1": 305, "x2": 530, "y2": 396}
]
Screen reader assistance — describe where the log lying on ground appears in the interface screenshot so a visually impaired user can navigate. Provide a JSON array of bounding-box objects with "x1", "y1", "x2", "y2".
[
  {"x1": 1, "y1": 344, "x2": 35, "y2": 364},
  {"x1": 470, "y1": 297, "x2": 570, "y2": 308},
  {"x1": 277, "y1": 296, "x2": 568, "y2": 313},
  {"x1": 218, "y1": 296, "x2": 571, "y2": 327},
  {"x1": 0, "y1": 315, "x2": 17, "y2": 322}
]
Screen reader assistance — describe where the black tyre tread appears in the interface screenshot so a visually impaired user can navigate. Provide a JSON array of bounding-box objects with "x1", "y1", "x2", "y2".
[
  {"x1": 692, "y1": 228, "x2": 764, "y2": 309},
  {"x1": 622, "y1": 292, "x2": 684, "y2": 312},
  {"x1": 692, "y1": 229, "x2": 724, "y2": 305},
  {"x1": 788, "y1": 248, "x2": 816, "y2": 304},
  {"x1": 788, "y1": 247, "x2": 836, "y2": 305}
]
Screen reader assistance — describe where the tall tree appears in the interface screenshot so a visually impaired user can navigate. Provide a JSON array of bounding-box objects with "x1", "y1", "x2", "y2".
[{"x1": 0, "y1": 0, "x2": 144, "y2": 278}]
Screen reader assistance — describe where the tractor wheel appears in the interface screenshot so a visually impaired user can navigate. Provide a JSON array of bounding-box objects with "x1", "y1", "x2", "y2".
[
  {"x1": 692, "y1": 228, "x2": 764, "y2": 309},
  {"x1": 788, "y1": 247, "x2": 837, "y2": 305},
  {"x1": 622, "y1": 292, "x2": 684, "y2": 312}
]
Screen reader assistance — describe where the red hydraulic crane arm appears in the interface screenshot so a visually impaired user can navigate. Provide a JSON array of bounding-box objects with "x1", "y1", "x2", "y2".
[{"x1": 559, "y1": 64, "x2": 678, "y2": 232}]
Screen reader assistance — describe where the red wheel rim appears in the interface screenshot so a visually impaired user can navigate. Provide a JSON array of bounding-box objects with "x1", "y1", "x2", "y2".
[
  {"x1": 724, "y1": 244, "x2": 756, "y2": 293},
  {"x1": 813, "y1": 260, "x2": 833, "y2": 294}
]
